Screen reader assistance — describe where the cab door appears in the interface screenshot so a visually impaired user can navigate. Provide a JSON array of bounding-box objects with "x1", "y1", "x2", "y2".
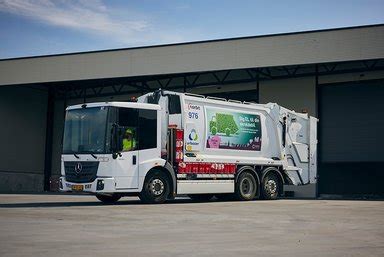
[{"x1": 114, "y1": 108, "x2": 139, "y2": 189}]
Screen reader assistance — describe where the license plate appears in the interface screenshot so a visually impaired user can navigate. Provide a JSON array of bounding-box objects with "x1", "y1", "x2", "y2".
[{"x1": 71, "y1": 184, "x2": 84, "y2": 191}]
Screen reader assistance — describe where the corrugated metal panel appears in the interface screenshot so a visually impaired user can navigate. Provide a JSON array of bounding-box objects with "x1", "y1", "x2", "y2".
[{"x1": 0, "y1": 25, "x2": 383, "y2": 86}]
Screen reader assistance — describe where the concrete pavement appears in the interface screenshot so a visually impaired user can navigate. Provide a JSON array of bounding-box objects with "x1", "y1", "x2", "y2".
[{"x1": 0, "y1": 194, "x2": 383, "y2": 257}]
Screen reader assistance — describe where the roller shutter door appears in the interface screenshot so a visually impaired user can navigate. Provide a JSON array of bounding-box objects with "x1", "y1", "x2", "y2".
[{"x1": 318, "y1": 79, "x2": 384, "y2": 195}]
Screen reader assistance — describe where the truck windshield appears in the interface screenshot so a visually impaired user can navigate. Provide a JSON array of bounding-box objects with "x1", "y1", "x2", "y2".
[{"x1": 62, "y1": 106, "x2": 111, "y2": 154}]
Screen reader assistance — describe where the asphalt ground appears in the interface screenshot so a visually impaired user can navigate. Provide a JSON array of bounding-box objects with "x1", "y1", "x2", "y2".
[{"x1": 0, "y1": 194, "x2": 383, "y2": 257}]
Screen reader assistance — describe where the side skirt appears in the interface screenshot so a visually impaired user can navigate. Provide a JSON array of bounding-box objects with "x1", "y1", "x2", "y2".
[{"x1": 177, "y1": 180, "x2": 234, "y2": 195}]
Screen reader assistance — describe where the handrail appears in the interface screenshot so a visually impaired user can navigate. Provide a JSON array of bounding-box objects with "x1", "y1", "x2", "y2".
[
  {"x1": 206, "y1": 96, "x2": 227, "y2": 101},
  {"x1": 184, "y1": 93, "x2": 205, "y2": 98}
]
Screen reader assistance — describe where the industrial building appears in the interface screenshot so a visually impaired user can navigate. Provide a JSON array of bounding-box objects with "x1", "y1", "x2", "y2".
[{"x1": 0, "y1": 24, "x2": 383, "y2": 197}]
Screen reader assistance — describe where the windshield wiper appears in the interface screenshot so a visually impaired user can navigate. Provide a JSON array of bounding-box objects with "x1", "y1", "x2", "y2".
[
  {"x1": 90, "y1": 153, "x2": 97, "y2": 159},
  {"x1": 73, "y1": 153, "x2": 80, "y2": 159}
]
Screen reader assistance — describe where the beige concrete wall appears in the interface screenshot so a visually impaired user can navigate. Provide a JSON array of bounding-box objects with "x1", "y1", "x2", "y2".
[
  {"x1": 0, "y1": 86, "x2": 47, "y2": 192},
  {"x1": 1, "y1": 25, "x2": 383, "y2": 86},
  {"x1": 259, "y1": 77, "x2": 316, "y2": 116}
]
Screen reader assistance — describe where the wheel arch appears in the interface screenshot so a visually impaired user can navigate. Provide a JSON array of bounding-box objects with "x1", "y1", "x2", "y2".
[{"x1": 146, "y1": 162, "x2": 176, "y2": 198}]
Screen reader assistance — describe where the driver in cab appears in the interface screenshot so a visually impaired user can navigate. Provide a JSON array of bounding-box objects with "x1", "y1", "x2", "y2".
[{"x1": 122, "y1": 128, "x2": 136, "y2": 151}]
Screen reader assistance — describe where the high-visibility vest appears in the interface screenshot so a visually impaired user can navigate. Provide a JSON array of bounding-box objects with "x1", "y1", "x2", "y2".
[{"x1": 123, "y1": 138, "x2": 136, "y2": 151}]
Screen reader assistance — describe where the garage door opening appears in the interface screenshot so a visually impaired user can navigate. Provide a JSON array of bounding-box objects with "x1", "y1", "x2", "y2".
[{"x1": 318, "y1": 79, "x2": 384, "y2": 195}]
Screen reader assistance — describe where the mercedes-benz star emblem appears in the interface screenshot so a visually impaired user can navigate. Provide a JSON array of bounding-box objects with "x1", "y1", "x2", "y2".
[{"x1": 74, "y1": 162, "x2": 82, "y2": 174}]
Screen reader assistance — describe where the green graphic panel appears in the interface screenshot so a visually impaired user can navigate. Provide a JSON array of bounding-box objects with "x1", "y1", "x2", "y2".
[{"x1": 206, "y1": 107, "x2": 262, "y2": 151}]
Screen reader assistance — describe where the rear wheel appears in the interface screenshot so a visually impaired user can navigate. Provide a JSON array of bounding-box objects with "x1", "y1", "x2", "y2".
[
  {"x1": 188, "y1": 194, "x2": 213, "y2": 202},
  {"x1": 261, "y1": 172, "x2": 280, "y2": 200},
  {"x1": 139, "y1": 170, "x2": 170, "y2": 204},
  {"x1": 235, "y1": 171, "x2": 257, "y2": 201},
  {"x1": 96, "y1": 194, "x2": 121, "y2": 204}
]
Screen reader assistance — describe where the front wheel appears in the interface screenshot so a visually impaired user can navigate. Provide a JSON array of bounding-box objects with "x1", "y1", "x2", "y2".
[
  {"x1": 139, "y1": 171, "x2": 170, "y2": 204},
  {"x1": 235, "y1": 171, "x2": 257, "y2": 201},
  {"x1": 261, "y1": 172, "x2": 280, "y2": 200},
  {"x1": 96, "y1": 194, "x2": 121, "y2": 204}
]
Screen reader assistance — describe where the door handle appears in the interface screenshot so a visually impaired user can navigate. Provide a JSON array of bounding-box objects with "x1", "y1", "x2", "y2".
[{"x1": 132, "y1": 155, "x2": 137, "y2": 165}]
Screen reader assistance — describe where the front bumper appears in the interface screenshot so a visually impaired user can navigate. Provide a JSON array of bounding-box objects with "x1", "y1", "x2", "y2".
[{"x1": 59, "y1": 176, "x2": 116, "y2": 193}]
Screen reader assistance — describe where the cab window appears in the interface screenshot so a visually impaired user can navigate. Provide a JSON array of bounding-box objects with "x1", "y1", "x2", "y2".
[
  {"x1": 118, "y1": 108, "x2": 138, "y2": 152},
  {"x1": 138, "y1": 109, "x2": 157, "y2": 150}
]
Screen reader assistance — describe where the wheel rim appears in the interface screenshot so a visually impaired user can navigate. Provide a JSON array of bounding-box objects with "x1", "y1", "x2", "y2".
[
  {"x1": 240, "y1": 177, "x2": 254, "y2": 197},
  {"x1": 264, "y1": 177, "x2": 278, "y2": 196},
  {"x1": 149, "y1": 178, "x2": 165, "y2": 196}
]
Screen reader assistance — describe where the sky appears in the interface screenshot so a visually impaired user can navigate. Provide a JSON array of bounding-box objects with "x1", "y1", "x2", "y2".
[{"x1": 0, "y1": 0, "x2": 383, "y2": 59}]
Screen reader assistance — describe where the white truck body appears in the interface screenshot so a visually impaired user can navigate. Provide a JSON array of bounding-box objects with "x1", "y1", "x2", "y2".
[{"x1": 60, "y1": 90, "x2": 317, "y2": 201}]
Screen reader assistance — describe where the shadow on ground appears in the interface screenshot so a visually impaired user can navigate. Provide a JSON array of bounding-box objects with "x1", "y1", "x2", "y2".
[
  {"x1": 0, "y1": 197, "x2": 236, "y2": 208},
  {"x1": 1, "y1": 195, "x2": 382, "y2": 209}
]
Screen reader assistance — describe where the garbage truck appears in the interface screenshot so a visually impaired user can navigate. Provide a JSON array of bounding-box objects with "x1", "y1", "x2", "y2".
[{"x1": 60, "y1": 90, "x2": 317, "y2": 203}]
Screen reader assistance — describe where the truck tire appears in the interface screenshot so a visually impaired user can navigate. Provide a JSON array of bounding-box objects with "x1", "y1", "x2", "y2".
[
  {"x1": 235, "y1": 171, "x2": 257, "y2": 201},
  {"x1": 96, "y1": 194, "x2": 121, "y2": 204},
  {"x1": 261, "y1": 171, "x2": 280, "y2": 200},
  {"x1": 188, "y1": 194, "x2": 213, "y2": 202},
  {"x1": 139, "y1": 170, "x2": 170, "y2": 204}
]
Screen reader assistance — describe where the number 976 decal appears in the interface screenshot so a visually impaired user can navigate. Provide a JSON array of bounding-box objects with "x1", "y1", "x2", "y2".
[{"x1": 188, "y1": 112, "x2": 199, "y2": 119}]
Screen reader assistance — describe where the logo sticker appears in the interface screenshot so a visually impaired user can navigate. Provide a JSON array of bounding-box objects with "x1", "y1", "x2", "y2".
[
  {"x1": 74, "y1": 163, "x2": 82, "y2": 174},
  {"x1": 188, "y1": 129, "x2": 198, "y2": 141}
]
